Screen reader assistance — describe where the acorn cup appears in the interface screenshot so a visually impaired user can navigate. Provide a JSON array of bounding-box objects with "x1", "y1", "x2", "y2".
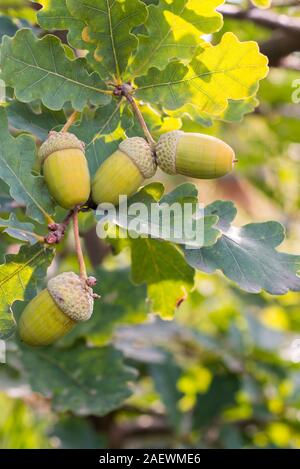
[
  {"x1": 91, "y1": 137, "x2": 157, "y2": 206},
  {"x1": 39, "y1": 131, "x2": 91, "y2": 209},
  {"x1": 156, "y1": 131, "x2": 236, "y2": 179},
  {"x1": 19, "y1": 272, "x2": 94, "y2": 346}
]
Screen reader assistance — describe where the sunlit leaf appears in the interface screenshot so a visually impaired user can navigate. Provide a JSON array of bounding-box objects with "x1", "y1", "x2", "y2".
[
  {"x1": 131, "y1": 0, "x2": 224, "y2": 77},
  {"x1": 251, "y1": 0, "x2": 272, "y2": 8},
  {"x1": 136, "y1": 32, "x2": 269, "y2": 118}
]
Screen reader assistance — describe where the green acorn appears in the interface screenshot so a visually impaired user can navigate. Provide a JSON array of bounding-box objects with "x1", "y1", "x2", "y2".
[
  {"x1": 92, "y1": 137, "x2": 157, "y2": 206},
  {"x1": 19, "y1": 272, "x2": 94, "y2": 346},
  {"x1": 39, "y1": 131, "x2": 91, "y2": 209},
  {"x1": 156, "y1": 131, "x2": 235, "y2": 179}
]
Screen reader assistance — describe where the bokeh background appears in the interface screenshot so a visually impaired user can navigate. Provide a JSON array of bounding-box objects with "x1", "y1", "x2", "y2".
[{"x1": 1, "y1": 0, "x2": 300, "y2": 449}]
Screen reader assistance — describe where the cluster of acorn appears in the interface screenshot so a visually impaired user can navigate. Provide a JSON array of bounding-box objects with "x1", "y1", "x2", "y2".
[{"x1": 19, "y1": 129, "x2": 235, "y2": 347}]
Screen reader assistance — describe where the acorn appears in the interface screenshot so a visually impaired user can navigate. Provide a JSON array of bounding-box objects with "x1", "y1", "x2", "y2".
[
  {"x1": 39, "y1": 131, "x2": 91, "y2": 209},
  {"x1": 156, "y1": 131, "x2": 235, "y2": 179},
  {"x1": 19, "y1": 272, "x2": 94, "y2": 346},
  {"x1": 91, "y1": 137, "x2": 157, "y2": 206}
]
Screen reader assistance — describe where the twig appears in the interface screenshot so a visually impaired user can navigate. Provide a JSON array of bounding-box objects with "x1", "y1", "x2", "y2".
[
  {"x1": 115, "y1": 83, "x2": 156, "y2": 149},
  {"x1": 61, "y1": 111, "x2": 80, "y2": 133},
  {"x1": 128, "y1": 97, "x2": 157, "y2": 149},
  {"x1": 73, "y1": 207, "x2": 87, "y2": 279},
  {"x1": 44, "y1": 210, "x2": 74, "y2": 245}
]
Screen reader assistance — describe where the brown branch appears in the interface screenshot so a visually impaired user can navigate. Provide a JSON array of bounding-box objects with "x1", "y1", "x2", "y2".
[
  {"x1": 73, "y1": 207, "x2": 87, "y2": 279},
  {"x1": 218, "y1": 5, "x2": 300, "y2": 34},
  {"x1": 260, "y1": 32, "x2": 300, "y2": 66},
  {"x1": 114, "y1": 83, "x2": 157, "y2": 149}
]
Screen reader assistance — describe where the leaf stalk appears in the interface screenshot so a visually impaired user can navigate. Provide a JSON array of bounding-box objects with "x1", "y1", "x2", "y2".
[
  {"x1": 61, "y1": 111, "x2": 80, "y2": 133},
  {"x1": 116, "y1": 83, "x2": 156, "y2": 150},
  {"x1": 73, "y1": 207, "x2": 87, "y2": 280}
]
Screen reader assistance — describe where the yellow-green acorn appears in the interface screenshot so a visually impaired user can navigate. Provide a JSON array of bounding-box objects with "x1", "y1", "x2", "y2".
[
  {"x1": 156, "y1": 131, "x2": 235, "y2": 179},
  {"x1": 19, "y1": 272, "x2": 94, "y2": 346},
  {"x1": 39, "y1": 131, "x2": 91, "y2": 209},
  {"x1": 92, "y1": 137, "x2": 157, "y2": 206}
]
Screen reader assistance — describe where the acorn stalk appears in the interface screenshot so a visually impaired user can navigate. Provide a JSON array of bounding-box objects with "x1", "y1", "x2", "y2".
[
  {"x1": 156, "y1": 131, "x2": 235, "y2": 179},
  {"x1": 19, "y1": 272, "x2": 94, "y2": 346},
  {"x1": 92, "y1": 137, "x2": 157, "y2": 206},
  {"x1": 39, "y1": 131, "x2": 91, "y2": 209}
]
